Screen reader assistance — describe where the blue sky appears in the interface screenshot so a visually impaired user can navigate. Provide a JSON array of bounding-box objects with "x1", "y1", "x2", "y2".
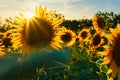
[{"x1": 0, "y1": 0, "x2": 120, "y2": 20}]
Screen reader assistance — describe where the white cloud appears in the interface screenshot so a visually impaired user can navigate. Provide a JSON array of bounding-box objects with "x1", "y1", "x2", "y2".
[
  {"x1": 1, "y1": 0, "x2": 119, "y2": 20},
  {"x1": 55, "y1": 1, "x2": 95, "y2": 20},
  {"x1": 37, "y1": 0, "x2": 81, "y2": 2},
  {"x1": 0, "y1": 0, "x2": 85, "y2": 19}
]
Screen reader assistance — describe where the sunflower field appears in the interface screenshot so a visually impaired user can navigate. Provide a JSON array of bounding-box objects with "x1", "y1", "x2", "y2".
[{"x1": 0, "y1": 6, "x2": 120, "y2": 80}]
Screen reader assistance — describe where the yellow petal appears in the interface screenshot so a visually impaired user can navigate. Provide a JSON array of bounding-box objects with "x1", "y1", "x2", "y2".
[
  {"x1": 101, "y1": 56, "x2": 112, "y2": 65},
  {"x1": 109, "y1": 28, "x2": 116, "y2": 33},
  {"x1": 50, "y1": 44, "x2": 59, "y2": 50},
  {"x1": 109, "y1": 77, "x2": 113, "y2": 80},
  {"x1": 107, "y1": 68, "x2": 112, "y2": 74},
  {"x1": 116, "y1": 24, "x2": 120, "y2": 30},
  {"x1": 97, "y1": 51, "x2": 106, "y2": 55}
]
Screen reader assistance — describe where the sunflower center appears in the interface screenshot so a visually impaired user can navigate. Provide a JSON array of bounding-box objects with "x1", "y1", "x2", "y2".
[
  {"x1": 92, "y1": 34, "x2": 101, "y2": 46},
  {"x1": 112, "y1": 37, "x2": 120, "y2": 66},
  {"x1": 24, "y1": 17, "x2": 53, "y2": 47},
  {"x1": 81, "y1": 31, "x2": 88, "y2": 39},
  {"x1": 61, "y1": 32, "x2": 72, "y2": 43},
  {"x1": 2, "y1": 38, "x2": 12, "y2": 48}
]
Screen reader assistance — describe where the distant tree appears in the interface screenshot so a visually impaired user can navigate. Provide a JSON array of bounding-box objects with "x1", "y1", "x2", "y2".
[
  {"x1": 61, "y1": 11, "x2": 120, "y2": 32},
  {"x1": 79, "y1": 19, "x2": 92, "y2": 30},
  {"x1": 96, "y1": 11, "x2": 120, "y2": 29},
  {"x1": 61, "y1": 20, "x2": 79, "y2": 32},
  {"x1": 61, "y1": 19, "x2": 92, "y2": 32},
  {"x1": 0, "y1": 17, "x2": 14, "y2": 32}
]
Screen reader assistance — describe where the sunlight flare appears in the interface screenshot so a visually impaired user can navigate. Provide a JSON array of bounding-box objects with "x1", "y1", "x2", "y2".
[
  {"x1": 24, "y1": 11, "x2": 34, "y2": 19},
  {"x1": 8, "y1": 6, "x2": 64, "y2": 53}
]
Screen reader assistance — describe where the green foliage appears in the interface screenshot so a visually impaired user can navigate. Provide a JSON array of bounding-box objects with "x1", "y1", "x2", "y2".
[
  {"x1": 97, "y1": 11, "x2": 120, "y2": 29},
  {"x1": 61, "y1": 19, "x2": 92, "y2": 32},
  {"x1": 61, "y1": 11, "x2": 120, "y2": 33}
]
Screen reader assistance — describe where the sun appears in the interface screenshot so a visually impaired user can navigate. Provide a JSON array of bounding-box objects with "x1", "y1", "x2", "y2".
[{"x1": 24, "y1": 11, "x2": 34, "y2": 19}]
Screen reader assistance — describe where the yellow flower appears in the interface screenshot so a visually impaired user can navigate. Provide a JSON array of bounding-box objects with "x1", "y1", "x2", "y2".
[
  {"x1": 92, "y1": 14, "x2": 104, "y2": 34},
  {"x1": 9, "y1": 6, "x2": 64, "y2": 53},
  {"x1": 100, "y1": 24, "x2": 120, "y2": 80},
  {"x1": 0, "y1": 31, "x2": 12, "y2": 51},
  {"x1": 91, "y1": 32, "x2": 105, "y2": 52},
  {"x1": 77, "y1": 28, "x2": 90, "y2": 43},
  {"x1": 57, "y1": 28, "x2": 76, "y2": 46}
]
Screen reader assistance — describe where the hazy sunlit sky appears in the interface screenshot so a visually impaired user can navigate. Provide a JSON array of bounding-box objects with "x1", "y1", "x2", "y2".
[{"x1": 0, "y1": 0, "x2": 120, "y2": 20}]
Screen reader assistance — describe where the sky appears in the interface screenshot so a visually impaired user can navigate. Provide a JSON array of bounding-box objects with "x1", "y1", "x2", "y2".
[{"x1": 0, "y1": 0, "x2": 120, "y2": 20}]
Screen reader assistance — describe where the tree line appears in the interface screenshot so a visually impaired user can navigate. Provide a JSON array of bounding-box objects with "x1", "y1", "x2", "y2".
[
  {"x1": 0, "y1": 11, "x2": 120, "y2": 32},
  {"x1": 61, "y1": 11, "x2": 120, "y2": 32}
]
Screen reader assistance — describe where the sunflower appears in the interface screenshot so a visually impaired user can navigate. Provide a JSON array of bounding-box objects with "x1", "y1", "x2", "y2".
[
  {"x1": 91, "y1": 32, "x2": 105, "y2": 52},
  {"x1": 9, "y1": 6, "x2": 64, "y2": 53},
  {"x1": 100, "y1": 24, "x2": 120, "y2": 80},
  {"x1": 0, "y1": 31, "x2": 13, "y2": 51},
  {"x1": 57, "y1": 28, "x2": 76, "y2": 46},
  {"x1": 77, "y1": 28, "x2": 90, "y2": 44},
  {"x1": 92, "y1": 14, "x2": 105, "y2": 34}
]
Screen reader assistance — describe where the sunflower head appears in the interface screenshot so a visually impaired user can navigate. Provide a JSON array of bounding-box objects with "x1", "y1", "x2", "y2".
[
  {"x1": 77, "y1": 28, "x2": 90, "y2": 43},
  {"x1": 107, "y1": 24, "x2": 120, "y2": 66},
  {"x1": 58, "y1": 28, "x2": 76, "y2": 46},
  {"x1": 101, "y1": 24, "x2": 120, "y2": 66},
  {"x1": 9, "y1": 6, "x2": 64, "y2": 53},
  {"x1": 99, "y1": 24, "x2": 120, "y2": 80},
  {"x1": 92, "y1": 14, "x2": 105, "y2": 33},
  {"x1": 0, "y1": 31, "x2": 13, "y2": 52},
  {"x1": 90, "y1": 32, "x2": 105, "y2": 52},
  {"x1": 24, "y1": 17, "x2": 54, "y2": 47}
]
